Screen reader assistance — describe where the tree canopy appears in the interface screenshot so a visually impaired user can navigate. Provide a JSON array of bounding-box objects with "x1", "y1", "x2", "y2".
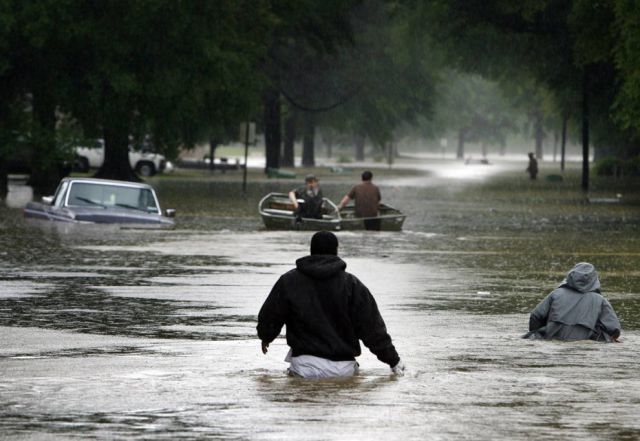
[{"x1": 1, "y1": 0, "x2": 640, "y2": 195}]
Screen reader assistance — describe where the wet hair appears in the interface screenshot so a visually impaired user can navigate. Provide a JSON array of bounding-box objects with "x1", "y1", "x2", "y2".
[
  {"x1": 310, "y1": 231, "x2": 339, "y2": 255},
  {"x1": 305, "y1": 174, "x2": 317, "y2": 183},
  {"x1": 362, "y1": 170, "x2": 373, "y2": 181}
]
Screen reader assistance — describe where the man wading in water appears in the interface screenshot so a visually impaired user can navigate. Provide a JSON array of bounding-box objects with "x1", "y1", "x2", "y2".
[
  {"x1": 257, "y1": 231, "x2": 405, "y2": 378},
  {"x1": 525, "y1": 262, "x2": 622, "y2": 342},
  {"x1": 526, "y1": 152, "x2": 539, "y2": 180}
]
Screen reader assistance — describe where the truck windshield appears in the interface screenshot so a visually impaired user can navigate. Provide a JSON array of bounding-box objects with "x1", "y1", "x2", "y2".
[{"x1": 67, "y1": 182, "x2": 159, "y2": 213}]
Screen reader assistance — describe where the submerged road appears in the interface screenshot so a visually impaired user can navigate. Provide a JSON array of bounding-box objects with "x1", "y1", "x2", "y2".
[{"x1": 1, "y1": 158, "x2": 640, "y2": 440}]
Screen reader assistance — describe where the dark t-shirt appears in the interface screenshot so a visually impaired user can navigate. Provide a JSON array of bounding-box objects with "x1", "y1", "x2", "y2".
[
  {"x1": 347, "y1": 181, "x2": 381, "y2": 218},
  {"x1": 294, "y1": 186, "x2": 324, "y2": 219}
]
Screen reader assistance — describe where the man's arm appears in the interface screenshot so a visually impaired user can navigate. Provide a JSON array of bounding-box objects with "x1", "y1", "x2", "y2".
[
  {"x1": 599, "y1": 299, "x2": 622, "y2": 340},
  {"x1": 257, "y1": 277, "x2": 288, "y2": 352},
  {"x1": 349, "y1": 277, "x2": 400, "y2": 367},
  {"x1": 288, "y1": 191, "x2": 299, "y2": 209},
  {"x1": 338, "y1": 187, "x2": 356, "y2": 210},
  {"x1": 529, "y1": 293, "x2": 553, "y2": 331},
  {"x1": 337, "y1": 195, "x2": 350, "y2": 210}
]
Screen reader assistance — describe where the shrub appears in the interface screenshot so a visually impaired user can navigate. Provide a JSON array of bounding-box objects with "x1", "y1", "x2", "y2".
[
  {"x1": 623, "y1": 156, "x2": 640, "y2": 176},
  {"x1": 594, "y1": 156, "x2": 624, "y2": 176}
]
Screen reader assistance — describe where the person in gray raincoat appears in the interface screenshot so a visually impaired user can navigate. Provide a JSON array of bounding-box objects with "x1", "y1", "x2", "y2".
[{"x1": 525, "y1": 262, "x2": 621, "y2": 342}]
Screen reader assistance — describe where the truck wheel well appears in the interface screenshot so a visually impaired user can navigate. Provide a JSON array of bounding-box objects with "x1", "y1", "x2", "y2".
[{"x1": 135, "y1": 161, "x2": 156, "y2": 176}]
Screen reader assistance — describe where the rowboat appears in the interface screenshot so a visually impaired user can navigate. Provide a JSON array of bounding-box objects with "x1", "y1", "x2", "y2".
[{"x1": 258, "y1": 192, "x2": 406, "y2": 231}]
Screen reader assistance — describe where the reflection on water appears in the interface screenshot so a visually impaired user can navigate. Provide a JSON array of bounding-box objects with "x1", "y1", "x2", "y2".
[{"x1": 1, "y1": 163, "x2": 640, "y2": 439}]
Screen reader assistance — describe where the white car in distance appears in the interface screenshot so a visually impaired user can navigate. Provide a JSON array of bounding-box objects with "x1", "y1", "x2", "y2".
[{"x1": 74, "y1": 140, "x2": 168, "y2": 177}]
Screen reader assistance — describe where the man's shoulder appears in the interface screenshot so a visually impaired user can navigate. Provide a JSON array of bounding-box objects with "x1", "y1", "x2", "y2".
[
  {"x1": 343, "y1": 271, "x2": 365, "y2": 287},
  {"x1": 552, "y1": 287, "x2": 604, "y2": 300},
  {"x1": 281, "y1": 268, "x2": 301, "y2": 280}
]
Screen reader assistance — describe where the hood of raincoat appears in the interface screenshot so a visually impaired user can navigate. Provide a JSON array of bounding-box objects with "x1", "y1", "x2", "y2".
[
  {"x1": 296, "y1": 255, "x2": 346, "y2": 280},
  {"x1": 561, "y1": 262, "x2": 601, "y2": 293}
]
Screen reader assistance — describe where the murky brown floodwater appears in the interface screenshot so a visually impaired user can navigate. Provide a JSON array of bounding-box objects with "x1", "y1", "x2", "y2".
[{"x1": 1, "y1": 159, "x2": 640, "y2": 440}]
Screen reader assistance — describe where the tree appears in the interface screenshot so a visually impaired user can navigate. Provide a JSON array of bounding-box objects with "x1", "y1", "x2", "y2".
[
  {"x1": 610, "y1": 0, "x2": 640, "y2": 156},
  {"x1": 414, "y1": 0, "x2": 640, "y2": 190},
  {"x1": 260, "y1": 0, "x2": 357, "y2": 170},
  {"x1": 319, "y1": 0, "x2": 438, "y2": 160},
  {"x1": 0, "y1": 0, "x2": 80, "y2": 193},
  {"x1": 62, "y1": 1, "x2": 270, "y2": 181},
  {"x1": 407, "y1": 73, "x2": 517, "y2": 159}
]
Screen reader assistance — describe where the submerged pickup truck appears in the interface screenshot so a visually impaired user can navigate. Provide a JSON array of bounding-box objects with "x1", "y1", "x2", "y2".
[{"x1": 74, "y1": 140, "x2": 168, "y2": 177}]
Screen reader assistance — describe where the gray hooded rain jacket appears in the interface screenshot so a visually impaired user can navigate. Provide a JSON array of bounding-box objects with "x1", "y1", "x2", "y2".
[{"x1": 527, "y1": 263, "x2": 621, "y2": 342}]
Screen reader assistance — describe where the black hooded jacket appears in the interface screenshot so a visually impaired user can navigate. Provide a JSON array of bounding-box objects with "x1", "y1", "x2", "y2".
[{"x1": 257, "y1": 255, "x2": 400, "y2": 367}]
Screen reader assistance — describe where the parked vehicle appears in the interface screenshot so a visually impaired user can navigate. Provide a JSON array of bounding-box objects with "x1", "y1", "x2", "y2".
[
  {"x1": 6, "y1": 145, "x2": 72, "y2": 176},
  {"x1": 258, "y1": 192, "x2": 406, "y2": 231},
  {"x1": 24, "y1": 177, "x2": 175, "y2": 226},
  {"x1": 176, "y1": 156, "x2": 244, "y2": 171},
  {"x1": 74, "y1": 140, "x2": 167, "y2": 176}
]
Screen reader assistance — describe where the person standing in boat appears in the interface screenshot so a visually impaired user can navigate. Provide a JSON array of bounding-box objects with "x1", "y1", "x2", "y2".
[
  {"x1": 289, "y1": 174, "x2": 324, "y2": 220},
  {"x1": 337, "y1": 170, "x2": 382, "y2": 230},
  {"x1": 257, "y1": 231, "x2": 405, "y2": 378}
]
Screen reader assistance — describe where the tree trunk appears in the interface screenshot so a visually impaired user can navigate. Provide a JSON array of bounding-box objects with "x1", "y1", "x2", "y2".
[
  {"x1": 95, "y1": 93, "x2": 138, "y2": 181},
  {"x1": 0, "y1": 154, "x2": 7, "y2": 199},
  {"x1": 209, "y1": 137, "x2": 218, "y2": 172},
  {"x1": 27, "y1": 92, "x2": 66, "y2": 194},
  {"x1": 320, "y1": 130, "x2": 334, "y2": 159},
  {"x1": 553, "y1": 130, "x2": 558, "y2": 162},
  {"x1": 456, "y1": 128, "x2": 466, "y2": 159},
  {"x1": 282, "y1": 113, "x2": 296, "y2": 167},
  {"x1": 302, "y1": 113, "x2": 315, "y2": 167},
  {"x1": 534, "y1": 111, "x2": 544, "y2": 160},
  {"x1": 0, "y1": 103, "x2": 8, "y2": 198},
  {"x1": 354, "y1": 135, "x2": 365, "y2": 161},
  {"x1": 96, "y1": 121, "x2": 138, "y2": 182},
  {"x1": 561, "y1": 113, "x2": 567, "y2": 172},
  {"x1": 326, "y1": 139, "x2": 333, "y2": 159},
  {"x1": 581, "y1": 68, "x2": 590, "y2": 192},
  {"x1": 263, "y1": 87, "x2": 281, "y2": 171}
]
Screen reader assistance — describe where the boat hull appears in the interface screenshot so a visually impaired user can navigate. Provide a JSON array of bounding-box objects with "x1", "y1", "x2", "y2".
[{"x1": 258, "y1": 193, "x2": 405, "y2": 231}]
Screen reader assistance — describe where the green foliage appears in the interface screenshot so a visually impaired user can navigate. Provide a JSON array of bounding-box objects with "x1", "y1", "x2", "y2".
[
  {"x1": 318, "y1": 0, "x2": 438, "y2": 148},
  {"x1": 414, "y1": 0, "x2": 639, "y2": 158},
  {"x1": 594, "y1": 155, "x2": 640, "y2": 177},
  {"x1": 613, "y1": 0, "x2": 640, "y2": 135},
  {"x1": 594, "y1": 156, "x2": 624, "y2": 176}
]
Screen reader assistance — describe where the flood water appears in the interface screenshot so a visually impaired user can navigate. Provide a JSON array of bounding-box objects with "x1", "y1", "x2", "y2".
[{"x1": 1, "y1": 159, "x2": 640, "y2": 440}]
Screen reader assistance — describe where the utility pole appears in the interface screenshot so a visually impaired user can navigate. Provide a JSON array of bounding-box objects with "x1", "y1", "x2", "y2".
[{"x1": 241, "y1": 122, "x2": 256, "y2": 193}]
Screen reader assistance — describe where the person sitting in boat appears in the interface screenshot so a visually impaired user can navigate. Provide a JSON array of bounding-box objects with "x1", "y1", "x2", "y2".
[
  {"x1": 337, "y1": 170, "x2": 382, "y2": 230},
  {"x1": 257, "y1": 231, "x2": 405, "y2": 378},
  {"x1": 289, "y1": 174, "x2": 324, "y2": 220},
  {"x1": 525, "y1": 262, "x2": 621, "y2": 342}
]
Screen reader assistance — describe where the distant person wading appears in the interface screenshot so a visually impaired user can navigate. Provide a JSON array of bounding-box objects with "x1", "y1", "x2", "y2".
[
  {"x1": 257, "y1": 231, "x2": 405, "y2": 378},
  {"x1": 524, "y1": 263, "x2": 622, "y2": 342},
  {"x1": 526, "y1": 152, "x2": 538, "y2": 180},
  {"x1": 338, "y1": 171, "x2": 382, "y2": 231}
]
